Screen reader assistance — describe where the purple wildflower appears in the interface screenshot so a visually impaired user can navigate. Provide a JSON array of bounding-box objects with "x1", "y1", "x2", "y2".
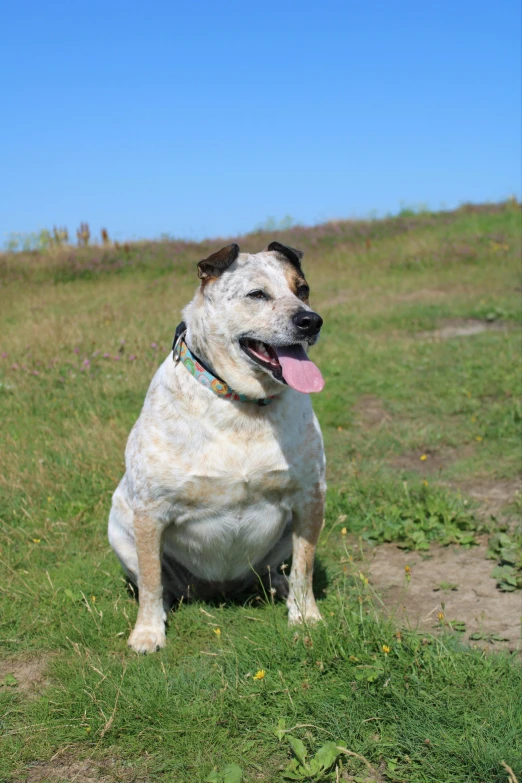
[
  {"x1": 74, "y1": 347, "x2": 79, "y2": 355},
  {"x1": 129, "y1": 354, "x2": 136, "y2": 361}
]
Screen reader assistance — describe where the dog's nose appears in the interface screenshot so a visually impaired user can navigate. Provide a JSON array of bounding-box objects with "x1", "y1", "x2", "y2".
[{"x1": 292, "y1": 310, "x2": 323, "y2": 336}]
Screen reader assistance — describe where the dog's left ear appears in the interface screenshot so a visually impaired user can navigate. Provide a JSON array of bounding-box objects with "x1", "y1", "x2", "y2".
[
  {"x1": 198, "y1": 243, "x2": 240, "y2": 281},
  {"x1": 267, "y1": 241, "x2": 304, "y2": 271}
]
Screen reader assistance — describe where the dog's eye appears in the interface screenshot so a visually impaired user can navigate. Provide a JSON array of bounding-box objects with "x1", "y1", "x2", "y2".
[
  {"x1": 297, "y1": 285, "x2": 310, "y2": 300},
  {"x1": 247, "y1": 290, "x2": 268, "y2": 300}
]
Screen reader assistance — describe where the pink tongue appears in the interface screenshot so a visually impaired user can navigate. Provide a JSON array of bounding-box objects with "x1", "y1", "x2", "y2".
[{"x1": 273, "y1": 344, "x2": 325, "y2": 394}]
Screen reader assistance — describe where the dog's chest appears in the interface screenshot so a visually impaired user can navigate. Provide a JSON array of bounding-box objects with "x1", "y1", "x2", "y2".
[
  {"x1": 160, "y1": 428, "x2": 297, "y2": 581},
  {"x1": 173, "y1": 427, "x2": 298, "y2": 513}
]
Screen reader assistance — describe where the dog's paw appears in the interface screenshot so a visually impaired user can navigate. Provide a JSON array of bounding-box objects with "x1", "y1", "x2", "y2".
[
  {"x1": 128, "y1": 624, "x2": 166, "y2": 654},
  {"x1": 287, "y1": 599, "x2": 323, "y2": 626}
]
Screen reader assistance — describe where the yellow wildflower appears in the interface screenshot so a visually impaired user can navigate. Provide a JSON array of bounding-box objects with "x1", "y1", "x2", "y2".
[
  {"x1": 420, "y1": 454, "x2": 427, "y2": 462},
  {"x1": 382, "y1": 645, "x2": 391, "y2": 654},
  {"x1": 404, "y1": 565, "x2": 411, "y2": 574},
  {"x1": 32, "y1": 538, "x2": 41, "y2": 544},
  {"x1": 213, "y1": 628, "x2": 221, "y2": 637},
  {"x1": 437, "y1": 612, "x2": 444, "y2": 621},
  {"x1": 341, "y1": 527, "x2": 347, "y2": 536},
  {"x1": 253, "y1": 669, "x2": 266, "y2": 680},
  {"x1": 475, "y1": 436, "x2": 483, "y2": 442}
]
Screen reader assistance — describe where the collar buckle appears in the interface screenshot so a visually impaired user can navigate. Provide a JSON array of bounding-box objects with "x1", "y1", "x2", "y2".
[{"x1": 172, "y1": 329, "x2": 186, "y2": 363}]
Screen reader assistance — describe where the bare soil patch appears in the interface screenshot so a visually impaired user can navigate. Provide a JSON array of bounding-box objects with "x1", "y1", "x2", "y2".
[
  {"x1": 26, "y1": 757, "x2": 113, "y2": 783},
  {"x1": 391, "y1": 288, "x2": 448, "y2": 302},
  {"x1": 416, "y1": 319, "x2": 507, "y2": 340},
  {"x1": 390, "y1": 445, "x2": 475, "y2": 476},
  {"x1": 353, "y1": 395, "x2": 391, "y2": 428},
  {"x1": 369, "y1": 542, "x2": 521, "y2": 651},
  {"x1": 0, "y1": 655, "x2": 53, "y2": 698},
  {"x1": 25, "y1": 753, "x2": 141, "y2": 783},
  {"x1": 447, "y1": 477, "x2": 521, "y2": 520}
]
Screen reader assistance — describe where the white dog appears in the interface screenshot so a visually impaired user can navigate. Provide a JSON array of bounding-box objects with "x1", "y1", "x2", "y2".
[{"x1": 108, "y1": 242, "x2": 326, "y2": 653}]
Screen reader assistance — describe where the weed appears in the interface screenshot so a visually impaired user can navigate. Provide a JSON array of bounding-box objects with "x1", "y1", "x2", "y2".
[
  {"x1": 328, "y1": 479, "x2": 484, "y2": 550},
  {"x1": 488, "y1": 527, "x2": 522, "y2": 591},
  {"x1": 76, "y1": 221, "x2": 91, "y2": 246}
]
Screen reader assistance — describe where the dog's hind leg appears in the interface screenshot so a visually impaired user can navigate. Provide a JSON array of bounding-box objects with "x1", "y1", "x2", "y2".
[{"x1": 287, "y1": 483, "x2": 325, "y2": 625}]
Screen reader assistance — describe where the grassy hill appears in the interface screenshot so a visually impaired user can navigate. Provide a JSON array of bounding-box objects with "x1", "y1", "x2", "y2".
[{"x1": 0, "y1": 201, "x2": 521, "y2": 782}]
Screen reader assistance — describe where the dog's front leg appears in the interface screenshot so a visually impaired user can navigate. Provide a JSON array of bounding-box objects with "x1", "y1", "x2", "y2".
[
  {"x1": 128, "y1": 512, "x2": 167, "y2": 653},
  {"x1": 287, "y1": 485, "x2": 325, "y2": 625}
]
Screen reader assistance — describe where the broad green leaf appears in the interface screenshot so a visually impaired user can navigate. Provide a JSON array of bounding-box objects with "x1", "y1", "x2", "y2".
[
  {"x1": 2, "y1": 673, "x2": 18, "y2": 687},
  {"x1": 274, "y1": 718, "x2": 286, "y2": 741},
  {"x1": 223, "y1": 763, "x2": 243, "y2": 783},
  {"x1": 282, "y1": 759, "x2": 303, "y2": 780},
  {"x1": 313, "y1": 741, "x2": 341, "y2": 771},
  {"x1": 288, "y1": 735, "x2": 308, "y2": 765}
]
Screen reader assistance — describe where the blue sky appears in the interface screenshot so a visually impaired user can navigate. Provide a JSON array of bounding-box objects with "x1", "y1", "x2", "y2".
[{"x1": 1, "y1": 0, "x2": 520, "y2": 243}]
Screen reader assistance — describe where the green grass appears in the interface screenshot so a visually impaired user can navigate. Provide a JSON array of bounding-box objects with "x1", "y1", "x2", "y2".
[{"x1": 1, "y1": 202, "x2": 521, "y2": 782}]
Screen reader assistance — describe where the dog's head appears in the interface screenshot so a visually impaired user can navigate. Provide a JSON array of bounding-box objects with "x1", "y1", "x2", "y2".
[{"x1": 182, "y1": 242, "x2": 324, "y2": 399}]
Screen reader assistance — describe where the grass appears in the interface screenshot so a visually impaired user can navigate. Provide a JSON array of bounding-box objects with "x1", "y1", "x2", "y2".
[{"x1": 0, "y1": 201, "x2": 521, "y2": 782}]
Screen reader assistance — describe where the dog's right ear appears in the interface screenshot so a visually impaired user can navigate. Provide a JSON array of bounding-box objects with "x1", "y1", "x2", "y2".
[
  {"x1": 197, "y1": 244, "x2": 240, "y2": 281},
  {"x1": 267, "y1": 241, "x2": 304, "y2": 271}
]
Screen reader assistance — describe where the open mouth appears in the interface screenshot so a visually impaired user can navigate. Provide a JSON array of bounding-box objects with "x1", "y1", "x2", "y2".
[{"x1": 239, "y1": 338, "x2": 324, "y2": 394}]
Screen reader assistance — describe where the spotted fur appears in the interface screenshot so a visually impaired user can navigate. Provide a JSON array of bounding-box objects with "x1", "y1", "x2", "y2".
[{"x1": 108, "y1": 245, "x2": 326, "y2": 653}]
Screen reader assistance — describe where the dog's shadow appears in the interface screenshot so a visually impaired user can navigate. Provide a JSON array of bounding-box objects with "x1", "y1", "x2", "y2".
[{"x1": 125, "y1": 555, "x2": 329, "y2": 614}]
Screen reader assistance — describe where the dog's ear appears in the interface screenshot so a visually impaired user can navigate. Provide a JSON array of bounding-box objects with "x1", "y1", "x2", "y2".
[
  {"x1": 198, "y1": 243, "x2": 240, "y2": 281},
  {"x1": 267, "y1": 241, "x2": 304, "y2": 271}
]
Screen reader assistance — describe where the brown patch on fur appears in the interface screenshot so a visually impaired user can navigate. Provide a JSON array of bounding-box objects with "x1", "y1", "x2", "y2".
[
  {"x1": 133, "y1": 513, "x2": 164, "y2": 615},
  {"x1": 197, "y1": 244, "x2": 239, "y2": 283},
  {"x1": 283, "y1": 265, "x2": 310, "y2": 303},
  {"x1": 290, "y1": 483, "x2": 325, "y2": 594}
]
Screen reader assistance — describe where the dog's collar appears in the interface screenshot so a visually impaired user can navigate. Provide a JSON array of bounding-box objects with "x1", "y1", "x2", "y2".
[{"x1": 172, "y1": 322, "x2": 274, "y2": 406}]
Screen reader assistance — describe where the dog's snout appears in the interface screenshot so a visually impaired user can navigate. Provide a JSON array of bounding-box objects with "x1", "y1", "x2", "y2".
[{"x1": 292, "y1": 310, "x2": 323, "y2": 336}]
